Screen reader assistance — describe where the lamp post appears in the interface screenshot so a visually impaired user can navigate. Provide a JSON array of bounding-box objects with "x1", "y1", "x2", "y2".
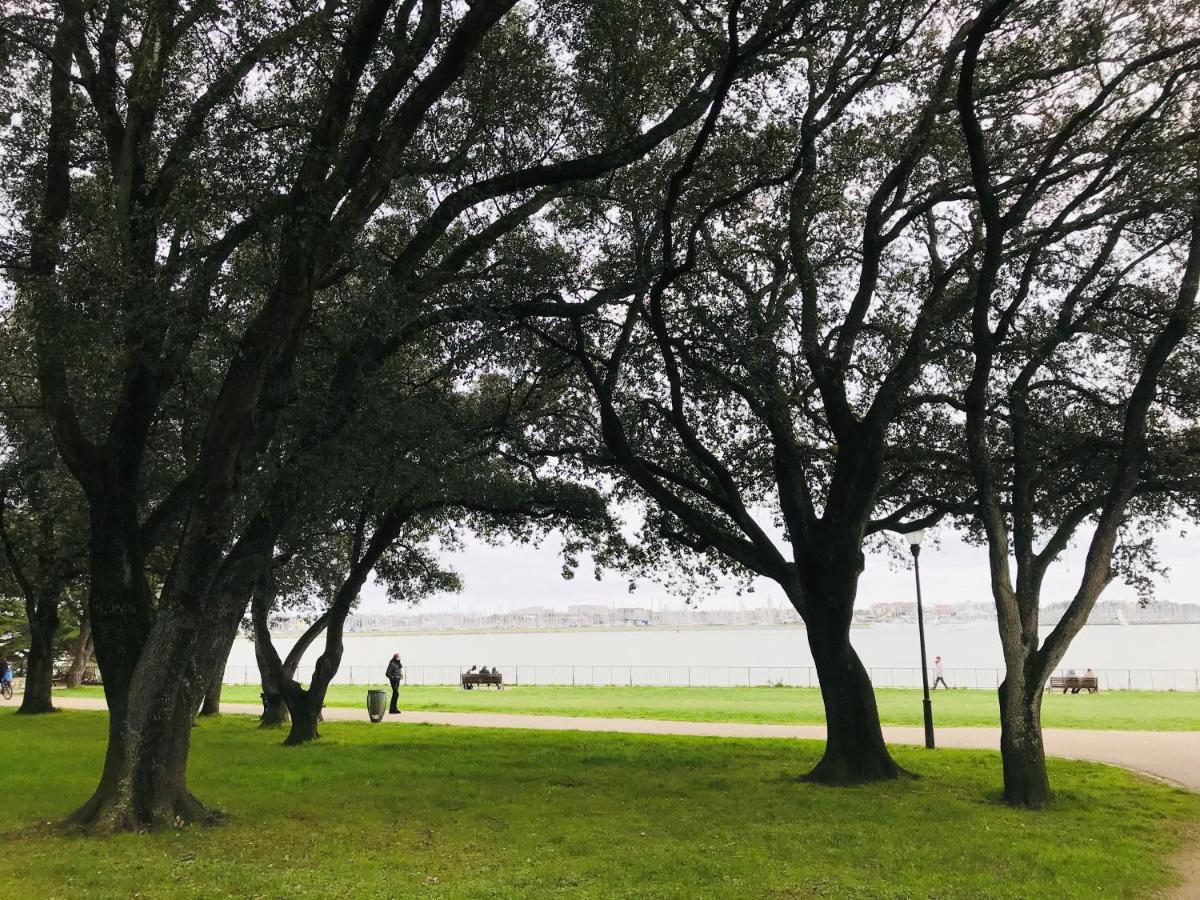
[{"x1": 903, "y1": 529, "x2": 936, "y2": 750}]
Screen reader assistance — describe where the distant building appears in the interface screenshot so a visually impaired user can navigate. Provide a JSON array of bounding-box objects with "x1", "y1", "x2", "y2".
[{"x1": 308, "y1": 596, "x2": 1195, "y2": 636}]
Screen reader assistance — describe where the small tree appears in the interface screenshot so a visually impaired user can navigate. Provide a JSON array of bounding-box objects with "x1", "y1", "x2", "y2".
[
  {"x1": 252, "y1": 370, "x2": 618, "y2": 744},
  {"x1": 0, "y1": 387, "x2": 88, "y2": 713},
  {"x1": 955, "y1": 0, "x2": 1200, "y2": 806}
]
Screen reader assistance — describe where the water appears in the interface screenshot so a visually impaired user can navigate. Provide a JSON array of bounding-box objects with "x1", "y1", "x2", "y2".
[{"x1": 224, "y1": 621, "x2": 1200, "y2": 691}]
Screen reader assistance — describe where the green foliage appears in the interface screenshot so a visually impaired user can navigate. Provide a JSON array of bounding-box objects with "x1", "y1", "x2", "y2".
[{"x1": 0, "y1": 327, "x2": 89, "y2": 671}]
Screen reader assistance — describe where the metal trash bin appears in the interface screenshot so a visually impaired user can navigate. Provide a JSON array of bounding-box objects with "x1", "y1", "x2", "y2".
[{"x1": 366, "y1": 689, "x2": 388, "y2": 723}]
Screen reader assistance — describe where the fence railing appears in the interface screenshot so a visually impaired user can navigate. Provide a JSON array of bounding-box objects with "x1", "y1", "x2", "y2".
[{"x1": 217, "y1": 664, "x2": 1200, "y2": 692}]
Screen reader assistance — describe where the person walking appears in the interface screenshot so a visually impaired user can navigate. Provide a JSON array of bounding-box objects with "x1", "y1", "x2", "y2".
[
  {"x1": 932, "y1": 656, "x2": 949, "y2": 690},
  {"x1": 385, "y1": 653, "x2": 403, "y2": 714}
]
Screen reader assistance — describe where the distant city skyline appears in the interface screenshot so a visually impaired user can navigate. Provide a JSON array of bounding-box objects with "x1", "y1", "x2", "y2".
[
  {"x1": 355, "y1": 522, "x2": 1200, "y2": 615},
  {"x1": 308, "y1": 596, "x2": 1197, "y2": 637}
]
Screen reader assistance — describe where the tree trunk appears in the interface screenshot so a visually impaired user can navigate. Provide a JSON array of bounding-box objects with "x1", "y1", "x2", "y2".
[
  {"x1": 252, "y1": 585, "x2": 290, "y2": 728},
  {"x1": 67, "y1": 505, "x2": 250, "y2": 832},
  {"x1": 791, "y1": 540, "x2": 902, "y2": 785},
  {"x1": 199, "y1": 675, "x2": 223, "y2": 717},
  {"x1": 18, "y1": 595, "x2": 59, "y2": 714},
  {"x1": 998, "y1": 678, "x2": 1052, "y2": 808},
  {"x1": 66, "y1": 605, "x2": 226, "y2": 831},
  {"x1": 66, "y1": 613, "x2": 94, "y2": 688},
  {"x1": 282, "y1": 681, "x2": 324, "y2": 745},
  {"x1": 260, "y1": 689, "x2": 290, "y2": 727},
  {"x1": 804, "y1": 621, "x2": 902, "y2": 784},
  {"x1": 198, "y1": 628, "x2": 237, "y2": 717},
  {"x1": 66, "y1": 506, "x2": 158, "y2": 830},
  {"x1": 278, "y1": 642, "x2": 336, "y2": 746}
]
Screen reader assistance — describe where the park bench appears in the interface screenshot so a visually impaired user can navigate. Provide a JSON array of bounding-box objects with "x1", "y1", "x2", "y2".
[
  {"x1": 1048, "y1": 675, "x2": 1099, "y2": 694},
  {"x1": 460, "y1": 672, "x2": 503, "y2": 690}
]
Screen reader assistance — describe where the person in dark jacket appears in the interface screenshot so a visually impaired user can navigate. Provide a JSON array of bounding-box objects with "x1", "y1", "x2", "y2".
[{"x1": 385, "y1": 654, "x2": 403, "y2": 714}]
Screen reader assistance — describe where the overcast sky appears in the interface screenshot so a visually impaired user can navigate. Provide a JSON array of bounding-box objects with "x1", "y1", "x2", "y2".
[{"x1": 357, "y1": 521, "x2": 1200, "y2": 615}]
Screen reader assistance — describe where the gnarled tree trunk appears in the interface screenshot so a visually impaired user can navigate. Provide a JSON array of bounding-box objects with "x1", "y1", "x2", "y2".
[
  {"x1": 278, "y1": 620, "x2": 342, "y2": 746},
  {"x1": 18, "y1": 593, "x2": 59, "y2": 714},
  {"x1": 199, "y1": 676, "x2": 223, "y2": 717},
  {"x1": 66, "y1": 612, "x2": 94, "y2": 688},
  {"x1": 198, "y1": 628, "x2": 237, "y2": 717},
  {"x1": 281, "y1": 679, "x2": 326, "y2": 745},
  {"x1": 804, "y1": 612, "x2": 901, "y2": 784},
  {"x1": 998, "y1": 677, "x2": 1051, "y2": 807},
  {"x1": 790, "y1": 535, "x2": 902, "y2": 785},
  {"x1": 258, "y1": 609, "x2": 332, "y2": 732},
  {"x1": 255, "y1": 636, "x2": 290, "y2": 729},
  {"x1": 68, "y1": 509, "x2": 247, "y2": 830},
  {"x1": 67, "y1": 508, "x2": 158, "y2": 830},
  {"x1": 67, "y1": 605, "x2": 225, "y2": 831},
  {"x1": 251, "y1": 568, "x2": 291, "y2": 728}
]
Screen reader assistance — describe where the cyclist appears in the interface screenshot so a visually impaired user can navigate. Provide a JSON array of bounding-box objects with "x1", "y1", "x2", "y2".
[{"x1": 0, "y1": 657, "x2": 12, "y2": 699}]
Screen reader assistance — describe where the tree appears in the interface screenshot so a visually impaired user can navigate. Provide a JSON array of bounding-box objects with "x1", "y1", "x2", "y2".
[
  {"x1": 252, "y1": 367, "x2": 619, "y2": 745},
  {"x1": 530, "y1": 0, "x2": 985, "y2": 783},
  {"x1": 954, "y1": 0, "x2": 1200, "y2": 806},
  {"x1": 0, "y1": 367, "x2": 88, "y2": 713},
  {"x1": 3, "y1": 0, "x2": 785, "y2": 829}
]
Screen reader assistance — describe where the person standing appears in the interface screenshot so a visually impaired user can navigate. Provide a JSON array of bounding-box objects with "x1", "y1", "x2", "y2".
[
  {"x1": 932, "y1": 656, "x2": 949, "y2": 690},
  {"x1": 385, "y1": 653, "x2": 403, "y2": 714}
]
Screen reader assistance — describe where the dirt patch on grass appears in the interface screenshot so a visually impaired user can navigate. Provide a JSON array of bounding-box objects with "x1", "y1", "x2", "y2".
[{"x1": 1163, "y1": 831, "x2": 1200, "y2": 899}]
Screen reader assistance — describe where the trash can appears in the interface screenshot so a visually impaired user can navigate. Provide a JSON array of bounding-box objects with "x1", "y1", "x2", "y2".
[{"x1": 366, "y1": 689, "x2": 388, "y2": 723}]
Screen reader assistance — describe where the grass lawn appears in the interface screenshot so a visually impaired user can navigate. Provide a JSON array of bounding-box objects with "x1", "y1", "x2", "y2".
[
  {"x1": 0, "y1": 709, "x2": 1196, "y2": 898},
  {"x1": 62, "y1": 683, "x2": 1200, "y2": 730}
]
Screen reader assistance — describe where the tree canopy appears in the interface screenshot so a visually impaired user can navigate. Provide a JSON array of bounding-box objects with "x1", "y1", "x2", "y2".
[{"x1": 0, "y1": 0, "x2": 1197, "y2": 830}]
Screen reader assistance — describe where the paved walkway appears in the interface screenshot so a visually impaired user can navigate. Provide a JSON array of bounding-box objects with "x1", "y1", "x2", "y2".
[{"x1": 47, "y1": 695, "x2": 1200, "y2": 791}]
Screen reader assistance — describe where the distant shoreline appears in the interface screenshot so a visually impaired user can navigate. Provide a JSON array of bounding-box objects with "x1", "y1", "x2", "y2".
[
  {"x1": 268, "y1": 619, "x2": 1198, "y2": 638},
  {"x1": 273, "y1": 622, "x2": 810, "y2": 638}
]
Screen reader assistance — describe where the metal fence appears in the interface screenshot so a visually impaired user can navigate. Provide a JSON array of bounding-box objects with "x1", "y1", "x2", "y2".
[{"x1": 218, "y1": 664, "x2": 1200, "y2": 692}]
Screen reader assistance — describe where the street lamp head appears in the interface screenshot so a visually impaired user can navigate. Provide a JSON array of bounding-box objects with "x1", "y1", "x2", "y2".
[{"x1": 902, "y1": 529, "x2": 925, "y2": 548}]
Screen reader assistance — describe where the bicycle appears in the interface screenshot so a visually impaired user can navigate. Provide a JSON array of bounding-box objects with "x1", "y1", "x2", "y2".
[{"x1": 1, "y1": 680, "x2": 12, "y2": 700}]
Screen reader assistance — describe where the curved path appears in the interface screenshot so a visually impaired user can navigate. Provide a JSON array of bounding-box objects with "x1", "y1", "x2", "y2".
[{"x1": 45, "y1": 695, "x2": 1200, "y2": 791}]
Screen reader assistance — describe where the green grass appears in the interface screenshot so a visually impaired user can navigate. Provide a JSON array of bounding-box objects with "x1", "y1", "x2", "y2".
[
  {"x1": 62, "y1": 683, "x2": 1200, "y2": 730},
  {"x1": 0, "y1": 709, "x2": 1196, "y2": 898}
]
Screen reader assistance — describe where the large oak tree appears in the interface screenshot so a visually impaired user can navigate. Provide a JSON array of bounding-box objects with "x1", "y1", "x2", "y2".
[
  {"x1": 1, "y1": 0, "x2": 799, "y2": 829},
  {"x1": 531, "y1": 0, "x2": 985, "y2": 783}
]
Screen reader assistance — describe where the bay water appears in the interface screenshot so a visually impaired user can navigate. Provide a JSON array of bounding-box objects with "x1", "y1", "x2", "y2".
[{"x1": 223, "y1": 621, "x2": 1200, "y2": 691}]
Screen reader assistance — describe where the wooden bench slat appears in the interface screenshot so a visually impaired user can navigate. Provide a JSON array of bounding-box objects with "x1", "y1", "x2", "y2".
[
  {"x1": 460, "y1": 673, "x2": 503, "y2": 689},
  {"x1": 1048, "y1": 676, "x2": 1098, "y2": 692}
]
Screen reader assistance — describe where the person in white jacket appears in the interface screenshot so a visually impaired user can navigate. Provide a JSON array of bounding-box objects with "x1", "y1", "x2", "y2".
[{"x1": 932, "y1": 656, "x2": 949, "y2": 690}]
